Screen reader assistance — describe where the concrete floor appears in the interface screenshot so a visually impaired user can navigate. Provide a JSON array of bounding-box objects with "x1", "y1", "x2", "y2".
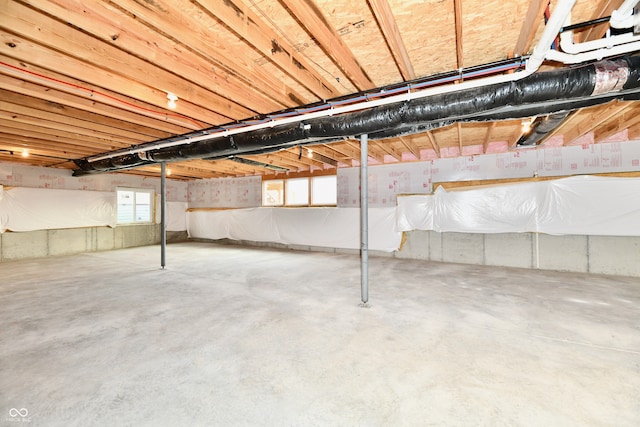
[{"x1": 1, "y1": 242, "x2": 639, "y2": 426}]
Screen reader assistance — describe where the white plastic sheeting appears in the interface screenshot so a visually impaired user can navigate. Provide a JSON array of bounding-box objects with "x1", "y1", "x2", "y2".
[
  {"x1": 0, "y1": 187, "x2": 116, "y2": 233},
  {"x1": 397, "y1": 176, "x2": 640, "y2": 236},
  {"x1": 0, "y1": 187, "x2": 189, "y2": 233},
  {"x1": 187, "y1": 207, "x2": 402, "y2": 252},
  {"x1": 156, "y1": 200, "x2": 188, "y2": 231}
]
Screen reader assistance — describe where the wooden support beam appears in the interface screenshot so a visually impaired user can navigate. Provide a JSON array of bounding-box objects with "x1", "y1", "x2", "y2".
[
  {"x1": 28, "y1": 0, "x2": 287, "y2": 113},
  {"x1": 367, "y1": 0, "x2": 415, "y2": 81},
  {"x1": 514, "y1": 0, "x2": 548, "y2": 56},
  {"x1": 457, "y1": 122, "x2": 463, "y2": 155},
  {"x1": 322, "y1": 142, "x2": 361, "y2": 164},
  {"x1": 0, "y1": 72, "x2": 191, "y2": 138},
  {"x1": 373, "y1": 140, "x2": 402, "y2": 161},
  {"x1": 482, "y1": 122, "x2": 496, "y2": 153},
  {"x1": 562, "y1": 102, "x2": 634, "y2": 145},
  {"x1": 0, "y1": 110, "x2": 137, "y2": 148},
  {"x1": 303, "y1": 146, "x2": 342, "y2": 164},
  {"x1": 194, "y1": 0, "x2": 337, "y2": 100},
  {"x1": 425, "y1": 131, "x2": 441, "y2": 158},
  {"x1": 398, "y1": 136, "x2": 420, "y2": 160},
  {"x1": 453, "y1": 0, "x2": 464, "y2": 68},
  {"x1": 0, "y1": 33, "x2": 225, "y2": 126},
  {"x1": 0, "y1": 119, "x2": 126, "y2": 152},
  {"x1": 0, "y1": 56, "x2": 201, "y2": 132},
  {"x1": 1, "y1": 1, "x2": 254, "y2": 120},
  {"x1": 0, "y1": 101, "x2": 150, "y2": 143},
  {"x1": 279, "y1": 0, "x2": 375, "y2": 90},
  {"x1": 108, "y1": 0, "x2": 309, "y2": 107},
  {"x1": 0, "y1": 89, "x2": 170, "y2": 139},
  {"x1": 594, "y1": 105, "x2": 640, "y2": 142}
]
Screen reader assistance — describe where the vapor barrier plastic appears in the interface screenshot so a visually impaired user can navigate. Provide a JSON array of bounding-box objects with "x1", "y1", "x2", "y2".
[
  {"x1": 187, "y1": 207, "x2": 402, "y2": 252},
  {"x1": 0, "y1": 187, "x2": 188, "y2": 233},
  {"x1": 396, "y1": 176, "x2": 640, "y2": 236},
  {"x1": 0, "y1": 187, "x2": 116, "y2": 233}
]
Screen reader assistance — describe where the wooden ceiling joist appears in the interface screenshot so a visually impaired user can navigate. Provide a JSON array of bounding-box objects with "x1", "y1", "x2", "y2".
[
  {"x1": 27, "y1": 0, "x2": 287, "y2": 114},
  {"x1": 594, "y1": 105, "x2": 640, "y2": 142},
  {"x1": 367, "y1": 0, "x2": 415, "y2": 81},
  {"x1": 0, "y1": 31, "x2": 226, "y2": 126},
  {"x1": 559, "y1": 102, "x2": 635, "y2": 145},
  {"x1": 195, "y1": 0, "x2": 338, "y2": 100},
  {"x1": 0, "y1": 56, "x2": 200, "y2": 132},
  {"x1": 109, "y1": 0, "x2": 310, "y2": 108},
  {"x1": 279, "y1": 0, "x2": 375, "y2": 91},
  {"x1": 425, "y1": 131, "x2": 441, "y2": 158},
  {"x1": 2, "y1": 1, "x2": 254, "y2": 120},
  {"x1": 398, "y1": 136, "x2": 420, "y2": 160},
  {"x1": 0, "y1": 90, "x2": 171, "y2": 140},
  {"x1": 482, "y1": 122, "x2": 496, "y2": 153},
  {"x1": 453, "y1": 0, "x2": 464, "y2": 68},
  {"x1": 514, "y1": 0, "x2": 548, "y2": 57}
]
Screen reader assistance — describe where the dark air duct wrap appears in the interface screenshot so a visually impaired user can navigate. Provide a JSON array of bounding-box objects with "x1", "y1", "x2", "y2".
[{"x1": 74, "y1": 57, "x2": 640, "y2": 175}]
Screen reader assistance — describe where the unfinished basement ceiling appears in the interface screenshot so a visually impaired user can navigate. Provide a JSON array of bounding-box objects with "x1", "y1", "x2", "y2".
[{"x1": 1, "y1": 0, "x2": 639, "y2": 180}]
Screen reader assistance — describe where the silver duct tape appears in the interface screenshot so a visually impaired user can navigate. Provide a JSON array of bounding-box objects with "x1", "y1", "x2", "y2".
[{"x1": 592, "y1": 60, "x2": 630, "y2": 95}]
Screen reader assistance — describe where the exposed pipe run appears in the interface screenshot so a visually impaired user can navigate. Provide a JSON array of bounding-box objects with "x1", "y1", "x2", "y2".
[
  {"x1": 73, "y1": 0, "x2": 640, "y2": 176},
  {"x1": 610, "y1": 0, "x2": 640, "y2": 29},
  {"x1": 74, "y1": 56, "x2": 640, "y2": 175}
]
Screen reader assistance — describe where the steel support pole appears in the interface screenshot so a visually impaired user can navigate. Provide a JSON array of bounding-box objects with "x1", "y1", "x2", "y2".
[
  {"x1": 160, "y1": 162, "x2": 167, "y2": 269},
  {"x1": 360, "y1": 134, "x2": 369, "y2": 304}
]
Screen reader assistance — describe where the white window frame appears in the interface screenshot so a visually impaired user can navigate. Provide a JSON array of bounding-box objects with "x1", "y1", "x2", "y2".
[
  {"x1": 310, "y1": 175, "x2": 337, "y2": 206},
  {"x1": 262, "y1": 179, "x2": 284, "y2": 206},
  {"x1": 285, "y1": 177, "x2": 310, "y2": 206},
  {"x1": 262, "y1": 175, "x2": 337, "y2": 207},
  {"x1": 116, "y1": 187, "x2": 155, "y2": 225}
]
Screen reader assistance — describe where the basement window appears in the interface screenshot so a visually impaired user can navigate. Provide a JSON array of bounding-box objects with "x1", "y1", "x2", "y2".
[
  {"x1": 262, "y1": 175, "x2": 336, "y2": 207},
  {"x1": 285, "y1": 178, "x2": 309, "y2": 206},
  {"x1": 262, "y1": 180, "x2": 284, "y2": 206},
  {"x1": 311, "y1": 175, "x2": 337, "y2": 205},
  {"x1": 116, "y1": 188, "x2": 154, "y2": 224}
]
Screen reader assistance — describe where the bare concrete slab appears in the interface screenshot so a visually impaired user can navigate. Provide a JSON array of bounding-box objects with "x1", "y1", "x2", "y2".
[{"x1": 1, "y1": 242, "x2": 638, "y2": 426}]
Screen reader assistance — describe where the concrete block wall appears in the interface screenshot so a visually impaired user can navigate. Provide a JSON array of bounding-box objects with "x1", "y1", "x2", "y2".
[
  {"x1": 194, "y1": 232, "x2": 640, "y2": 278},
  {"x1": 395, "y1": 231, "x2": 640, "y2": 277},
  {"x1": 0, "y1": 226, "x2": 188, "y2": 262}
]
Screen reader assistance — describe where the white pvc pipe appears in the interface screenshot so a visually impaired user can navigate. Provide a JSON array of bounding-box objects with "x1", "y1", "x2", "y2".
[
  {"x1": 527, "y1": 0, "x2": 577, "y2": 72},
  {"x1": 546, "y1": 40, "x2": 640, "y2": 63},
  {"x1": 610, "y1": 0, "x2": 640, "y2": 28},
  {"x1": 560, "y1": 26, "x2": 640, "y2": 54},
  {"x1": 88, "y1": 0, "x2": 580, "y2": 164}
]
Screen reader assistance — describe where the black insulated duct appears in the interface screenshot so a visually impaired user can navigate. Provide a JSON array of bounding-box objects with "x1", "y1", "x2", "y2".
[{"x1": 74, "y1": 56, "x2": 640, "y2": 175}]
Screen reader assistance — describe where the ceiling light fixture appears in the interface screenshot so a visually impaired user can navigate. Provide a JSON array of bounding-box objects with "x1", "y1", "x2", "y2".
[
  {"x1": 307, "y1": 148, "x2": 313, "y2": 158},
  {"x1": 22, "y1": 149, "x2": 29, "y2": 157},
  {"x1": 167, "y1": 92, "x2": 178, "y2": 109}
]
